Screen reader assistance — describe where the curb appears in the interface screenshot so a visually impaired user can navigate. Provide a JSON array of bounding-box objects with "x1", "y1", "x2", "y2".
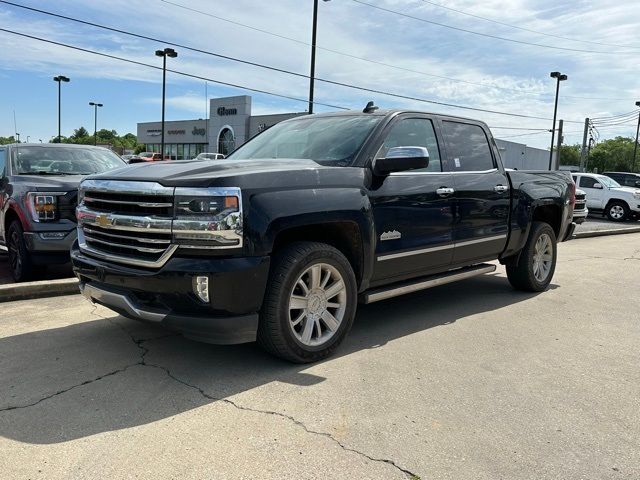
[
  {"x1": 573, "y1": 226, "x2": 640, "y2": 239},
  {"x1": 0, "y1": 278, "x2": 80, "y2": 303}
]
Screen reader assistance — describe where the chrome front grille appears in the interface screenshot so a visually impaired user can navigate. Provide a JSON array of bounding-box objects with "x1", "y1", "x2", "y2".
[{"x1": 77, "y1": 180, "x2": 177, "y2": 268}]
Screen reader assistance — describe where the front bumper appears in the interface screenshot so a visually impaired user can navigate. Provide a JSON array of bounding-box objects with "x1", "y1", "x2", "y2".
[
  {"x1": 572, "y1": 209, "x2": 588, "y2": 225},
  {"x1": 23, "y1": 229, "x2": 78, "y2": 264},
  {"x1": 71, "y1": 248, "x2": 270, "y2": 344}
]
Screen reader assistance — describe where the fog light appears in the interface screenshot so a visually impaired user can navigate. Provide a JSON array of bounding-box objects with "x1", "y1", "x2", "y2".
[
  {"x1": 39, "y1": 232, "x2": 67, "y2": 240},
  {"x1": 193, "y1": 276, "x2": 210, "y2": 303}
]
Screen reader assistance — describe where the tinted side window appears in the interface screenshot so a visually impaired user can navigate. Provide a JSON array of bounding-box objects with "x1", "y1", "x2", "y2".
[
  {"x1": 442, "y1": 121, "x2": 495, "y2": 172},
  {"x1": 579, "y1": 177, "x2": 598, "y2": 188},
  {"x1": 606, "y1": 173, "x2": 622, "y2": 182},
  {"x1": 0, "y1": 148, "x2": 6, "y2": 177},
  {"x1": 377, "y1": 118, "x2": 442, "y2": 172},
  {"x1": 624, "y1": 175, "x2": 639, "y2": 187}
]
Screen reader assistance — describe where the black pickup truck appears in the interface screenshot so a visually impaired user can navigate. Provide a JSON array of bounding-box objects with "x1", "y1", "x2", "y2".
[{"x1": 71, "y1": 107, "x2": 576, "y2": 362}]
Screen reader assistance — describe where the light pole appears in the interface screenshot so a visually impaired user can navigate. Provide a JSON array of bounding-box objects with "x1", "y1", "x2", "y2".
[
  {"x1": 26, "y1": 135, "x2": 30, "y2": 143},
  {"x1": 89, "y1": 102, "x2": 103, "y2": 146},
  {"x1": 53, "y1": 75, "x2": 70, "y2": 142},
  {"x1": 155, "y1": 48, "x2": 178, "y2": 159},
  {"x1": 632, "y1": 101, "x2": 640, "y2": 173},
  {"x1": 549, "y1": 71, "x2": 567, "y2": 169},
  {"x1": 16, "y1": 133, "x2": 20, "y2": 143},
  {"x1": 308, "y1": 0, "x2": 330, "y2": 114}
]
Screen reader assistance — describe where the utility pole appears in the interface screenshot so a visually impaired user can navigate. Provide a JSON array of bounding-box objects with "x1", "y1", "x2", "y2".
[
  {"x1": 579, "y1": 118, "x2": 589, "y2": 172},
  {"x1": 553, "y1": 119, "x2": 563, "y2": 170},
  {"x1": 632, "y1": 101, "x2": 640, "y2": 173},
  {"x1": 308, "y1": 0, "x2": 331, "y2": 114}
]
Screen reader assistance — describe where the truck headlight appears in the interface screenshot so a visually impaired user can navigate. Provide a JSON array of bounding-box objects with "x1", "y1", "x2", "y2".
[
  {"x1": 26, "y1": 192, "x2": 65, "y2": 222},
  {"x1": 173, "y1": 187, "x2": 243, "y2": 248}
]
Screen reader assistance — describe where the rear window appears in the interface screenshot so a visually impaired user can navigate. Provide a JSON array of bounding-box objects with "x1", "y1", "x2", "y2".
[{"x1": 442, "y1": 121, "x2": 495, "y2": 172}]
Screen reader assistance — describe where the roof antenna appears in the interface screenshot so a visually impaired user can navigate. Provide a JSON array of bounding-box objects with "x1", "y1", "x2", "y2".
[{"x1": 363, "y1": 101, "x2": 378, "y2": 113}]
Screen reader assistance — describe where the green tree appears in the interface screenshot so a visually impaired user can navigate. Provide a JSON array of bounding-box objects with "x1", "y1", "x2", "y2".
[
  {"x1": 0, "y1": 136, "x2": 17, "y2": 145},
  {"x1": 587, "y1": 136, "x2": 636, "y2": 173},
  {"x1": 558, "y1": 144, "x2": 581, "y2": 167}
]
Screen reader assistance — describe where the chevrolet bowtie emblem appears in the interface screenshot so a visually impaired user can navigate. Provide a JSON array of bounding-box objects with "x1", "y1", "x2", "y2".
[{"x1": 95, "y1": 215, "x2": 112, "y2": 227}]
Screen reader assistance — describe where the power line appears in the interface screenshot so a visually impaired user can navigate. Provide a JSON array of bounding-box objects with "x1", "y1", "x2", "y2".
[
  {"x1": 350, "y1": 0, "x2": 637, "y2": 55},
  {"x1": 0, "y1": 27, "x2": 348, "y2": 110},
  {"x1": 152, "y1": 0, "x2": 636, "y2": 102},
  {"x1": 417, "y1": 0, "x2": 640, "y2": 50},
  {"x1": 0, "y1": 10, "x2": 584, "y2": 123}
]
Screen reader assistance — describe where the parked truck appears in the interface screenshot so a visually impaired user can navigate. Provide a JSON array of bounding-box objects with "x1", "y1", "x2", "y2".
[{"x1": 71, "y1": 107, "x2": 576, "y2": 362}]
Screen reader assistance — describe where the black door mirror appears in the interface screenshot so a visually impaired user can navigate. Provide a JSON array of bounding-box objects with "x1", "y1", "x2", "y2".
[{"x1": 372, "y1": 146, "x2": 429, "y2": 176}]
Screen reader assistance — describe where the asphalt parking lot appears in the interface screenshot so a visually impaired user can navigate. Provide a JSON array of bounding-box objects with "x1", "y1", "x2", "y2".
[{"x1": 1, "y1": 233, "x2": 639, "y2": 479}]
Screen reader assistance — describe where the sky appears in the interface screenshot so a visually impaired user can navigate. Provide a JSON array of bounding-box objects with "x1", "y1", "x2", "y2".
[{"x1": 1, "y1": 0, "x2": 639, "y2": 149}]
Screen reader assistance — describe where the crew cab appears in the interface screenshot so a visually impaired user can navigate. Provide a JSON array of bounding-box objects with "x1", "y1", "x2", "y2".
[
  {"x1": 71, "y1": 108, "x2": 575, "y2": 362},
  {"x1": 0, "y1": 143, "x2": 125, "y2": 281},
  {"x1": 572, "y1": 172, "x2": 640, "y2": 222}
]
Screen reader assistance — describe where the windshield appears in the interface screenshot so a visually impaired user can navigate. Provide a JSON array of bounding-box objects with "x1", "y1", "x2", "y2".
[
  {"x1": 12, "y1": 146, "x2": 125, "y2": 175},
  {"x1": 599, "y1": 175, "x2": 621, "y2": 188},
  {"x1": 228, "y1": 115, "x2": 382, "y2": 166}
]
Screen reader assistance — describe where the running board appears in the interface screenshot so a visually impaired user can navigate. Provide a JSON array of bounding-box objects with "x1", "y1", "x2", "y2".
[{"x1": 361, "y1": 264, "x2": 497, "y2": 304}]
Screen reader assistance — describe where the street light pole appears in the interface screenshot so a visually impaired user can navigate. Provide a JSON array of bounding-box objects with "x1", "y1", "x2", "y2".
[
  {"x1": 53, "y1": 75, "x2": 70, "y2": 142},
  {"x1": 632, "y1": 101, "x2": 640, "y2": 173},
  {"x1": 308, "y1": 0, "x2": 330, "y2": 114},
  {"x1": 548, "y1": 71, "x2": 567, "y2": 170},
  {"x1": 89, "y1": 102, "x2": 103, "y2": 146},
  {"x1": 155, "y1": 48, "x2": 178, "y2": 159}
]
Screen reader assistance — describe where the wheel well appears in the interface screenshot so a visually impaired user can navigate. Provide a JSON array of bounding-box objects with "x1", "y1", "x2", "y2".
[
  {"x1": 532, "y1": 205, "x2": 561, "y2": 238},
  {"x1": 272, "y1": 222, "x2": 363, "y2": 286},
  {"x1": 605, "y1": 198, "x2": 630, "y2": 210},
  {"x1": 4, "y1": 208, "x2": 21, "y2": 238}
]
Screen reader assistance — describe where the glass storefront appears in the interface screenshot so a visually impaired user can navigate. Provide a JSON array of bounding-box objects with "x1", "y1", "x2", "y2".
[{"x1": 144, "y1": 144, "x2": 206, "y2": 160}]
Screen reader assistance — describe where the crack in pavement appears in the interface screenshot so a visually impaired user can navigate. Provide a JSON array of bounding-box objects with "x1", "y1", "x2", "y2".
[{"x1": 1, "y1": 310, "x2": 420, "y2": 479}]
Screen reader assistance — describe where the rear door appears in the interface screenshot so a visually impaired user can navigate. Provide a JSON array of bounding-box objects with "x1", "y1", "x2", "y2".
[
  {"x1": 369, "y1": 115, "x2": 455, "y2": 284},
  {"x1": 440, "y1": 120, "x2": 510, "y2": 266}
]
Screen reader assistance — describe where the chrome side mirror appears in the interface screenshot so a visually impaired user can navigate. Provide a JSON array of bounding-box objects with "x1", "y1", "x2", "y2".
[{"x1": 373, "y1": 146, "x2": 430, "y2": 176}]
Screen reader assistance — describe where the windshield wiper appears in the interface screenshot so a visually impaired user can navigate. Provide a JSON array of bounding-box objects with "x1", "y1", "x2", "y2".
[{"x1": 19, "y1": 171, "x2": 69, "y2": 176}]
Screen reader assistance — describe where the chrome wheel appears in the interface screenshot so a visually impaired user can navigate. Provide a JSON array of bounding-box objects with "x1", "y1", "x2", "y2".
[
  {"x1": 288, "y1": 263, "x2": 347, "y2": 347},
  {"x1": 532, "y1": 233, "x2": 553, "y2": 282},
  {"x1": 609, "y1": 205, "x2": 625, "y2": 220}
]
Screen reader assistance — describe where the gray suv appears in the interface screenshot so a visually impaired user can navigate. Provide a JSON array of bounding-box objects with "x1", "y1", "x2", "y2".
[
  {"x1": 0, "y1": 143, "x2": 125, "y2": 281},
  {"x1": 604, "y1": 172, "x2": 640, "y2": 188}
]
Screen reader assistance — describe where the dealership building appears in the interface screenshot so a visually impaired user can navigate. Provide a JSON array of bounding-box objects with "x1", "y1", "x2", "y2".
[
  {"x1": 137, "y1": 95, "x2": 305, "y2": 159},
  {"x1": 137, "y1": 94, "x2": 551, "y2": 169}
]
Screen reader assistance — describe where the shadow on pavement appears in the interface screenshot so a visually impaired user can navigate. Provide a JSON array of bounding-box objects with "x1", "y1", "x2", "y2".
[{"x1": 0, "y1": 273, "x2": 554, "y2": 444}]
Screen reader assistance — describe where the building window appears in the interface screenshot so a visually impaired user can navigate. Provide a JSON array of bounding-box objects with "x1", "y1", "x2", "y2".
[{"x1": 218, "y1": 128, "x2": 235, "y2": 156}]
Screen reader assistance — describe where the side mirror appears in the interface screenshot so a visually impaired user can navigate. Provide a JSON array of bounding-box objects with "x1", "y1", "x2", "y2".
[
  {"x1": 372, "y1": 146, "x2": 429, "y2": 176},
  {"x1": 635, "y1": 180, "x2": 640, "y2": 188},
  {"x1": 593, "y1": 183, "x2": 603, "y2": 189}
]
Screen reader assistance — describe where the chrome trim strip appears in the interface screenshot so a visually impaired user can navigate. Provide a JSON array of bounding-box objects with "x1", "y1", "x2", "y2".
[
  {"x1": 377, "y1": 234, "x2": 507, "y2": 261},
  {"x1": 82, "y1": 226, "x2": 170, "y2": 244},
  {"x1": 390, "y1": 168, "x2": 499, "y2": 176},
  {"x1": 77, "y1": 206, "x2": 173, "y2": 233},
  {"x1": 83, "y1": 235, "x2": 167, "y2": 254},
  {"x1": 377, "y1": 243, "x2": 454, "y2": 261},
  {"x1": 84, "y1": 196, "x2": 173, "y2": 208},
  {"x1": 81, "y1": 283, "x2": 166, "y2": 322},
  {"x1": 81, "y1": 180, "x2": 174, "y2": 196},
  {"x1": 363, "y1": 264, "x2": 497, "y2": 303}
]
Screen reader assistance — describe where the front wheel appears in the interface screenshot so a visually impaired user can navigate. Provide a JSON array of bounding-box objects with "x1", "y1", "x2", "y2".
[
  {"x1": 258, "y1": 242, "x2": 357, "y2": 363},
  {"x1": 606, "y1": 201, "x2": 629, "y2": 222},
  {"x1": 7, "y1": 220, "x2": 34, "y2": 282},
  {"x1": 506, "y1": 221, "x2": 557, "y2": 292}
]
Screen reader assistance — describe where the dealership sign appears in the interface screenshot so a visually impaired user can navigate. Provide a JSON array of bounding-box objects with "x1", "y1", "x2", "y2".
[
  {"x1": 192, "y1": 127, "x2": 206, "y2": 136},
  {"x1": 217, "y1": 106, "x2": 237, "y2": 116},
  {"x1": 167, "y1": 129, "x2": 186, "y2": 135}
]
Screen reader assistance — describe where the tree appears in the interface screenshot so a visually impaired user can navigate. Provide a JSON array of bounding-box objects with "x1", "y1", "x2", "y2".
[
  {"x1": 587, "y1": 136, "x2": 636, "y2": 173},
  {"x1": 0, "y1": 136, "x2": 16, "y2": 145},
  {"x1": 71, "y1": 127, "x2": 90, "y2": 140},
  {"x1": 558, "y1": 144, "x2": 581, "y2": 167}
]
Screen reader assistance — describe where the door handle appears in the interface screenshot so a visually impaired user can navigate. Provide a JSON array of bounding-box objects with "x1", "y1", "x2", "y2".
[
  {"x1": 494, "y1": 185, "x2": 509, "y2": 193},
  {"x1": 436, "y1": 187, "x2": 455, "y2": 197}
]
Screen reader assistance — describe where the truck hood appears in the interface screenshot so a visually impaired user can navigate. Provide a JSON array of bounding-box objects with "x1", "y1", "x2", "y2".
[
  {"x1": 611, "y1": 186, "x2": 640, "y2": 196},
  {"x1": 10, "y1": 174, "x2": 86, "y2": 192},
  {"x1": 86, "y1": 159, "x2": 357, "y2": 188}
]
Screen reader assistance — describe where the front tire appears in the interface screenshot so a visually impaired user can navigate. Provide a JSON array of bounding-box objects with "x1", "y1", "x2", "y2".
[
  {"x1": 7, "y1": 220, "x2": 34, "y2": 282},
  {"x1": 606, "y1": 201, "x2": 629, "y2": 222},
  {"x1": 506, "y1": 221, "x2": 557, "y2": 292},
  {"x1": 258, "y1": 242, "x2": 357, "y2": 363}
]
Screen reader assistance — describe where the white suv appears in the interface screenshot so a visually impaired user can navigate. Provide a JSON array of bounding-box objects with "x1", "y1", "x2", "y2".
[{"x1": 572, "y1": 173, "x2": 640, "y2": 222}]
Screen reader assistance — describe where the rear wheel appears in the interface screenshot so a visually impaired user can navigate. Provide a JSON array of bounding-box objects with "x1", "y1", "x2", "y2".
[
  {"x1": 258, "y1": 242, "x2": 357, "y2": 363},
  {"x1": 506, "y1": 221, "x2": 557, "y2": 292},
  {"x1": 606, "y1": 201, "x2": 629, "y2": 222},
  {"x1": 7, "y1": 220, "x2": 34, "y2": 282}
]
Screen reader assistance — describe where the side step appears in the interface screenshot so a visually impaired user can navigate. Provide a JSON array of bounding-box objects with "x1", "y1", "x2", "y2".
[{"x1": 361, "y1": 263, "x2": 497, "y2": 304}]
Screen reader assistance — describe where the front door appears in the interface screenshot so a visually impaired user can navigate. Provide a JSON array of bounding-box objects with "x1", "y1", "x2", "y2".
[
  {"x1": 577, "y1": 176, "x2": 605, "y2": 209},
  {"x1": 440, "y1": 120, "x2": 510, "y2": 265},
  {"x1": 369, "y1": 116, "x2": 455, "y2": 285},
  {"x1": 0, "y1": 147, "x2": 7, "y2": 243}
]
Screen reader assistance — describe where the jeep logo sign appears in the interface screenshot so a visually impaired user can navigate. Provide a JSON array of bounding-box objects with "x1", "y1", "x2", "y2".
[
  {"x1": 217, "y1": 106, "x2": 237, "y2": 116},
  {"x1": 192, "y1": 127, "x2": 206, "y2": 136}
]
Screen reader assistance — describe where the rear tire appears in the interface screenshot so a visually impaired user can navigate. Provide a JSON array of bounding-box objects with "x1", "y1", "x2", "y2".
[
  {"x1": 7, "y1": 220, "x2": 35, "y2": 282},
  {"x1": 258, "y1": 242, "x2": 357, "y2": 363},
  {"x1": 606, "y1": 201, "x2": 629, "y2": 222},
  {"x1": 506, "y1": 221, "x2": 557, "y2": 292}
]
